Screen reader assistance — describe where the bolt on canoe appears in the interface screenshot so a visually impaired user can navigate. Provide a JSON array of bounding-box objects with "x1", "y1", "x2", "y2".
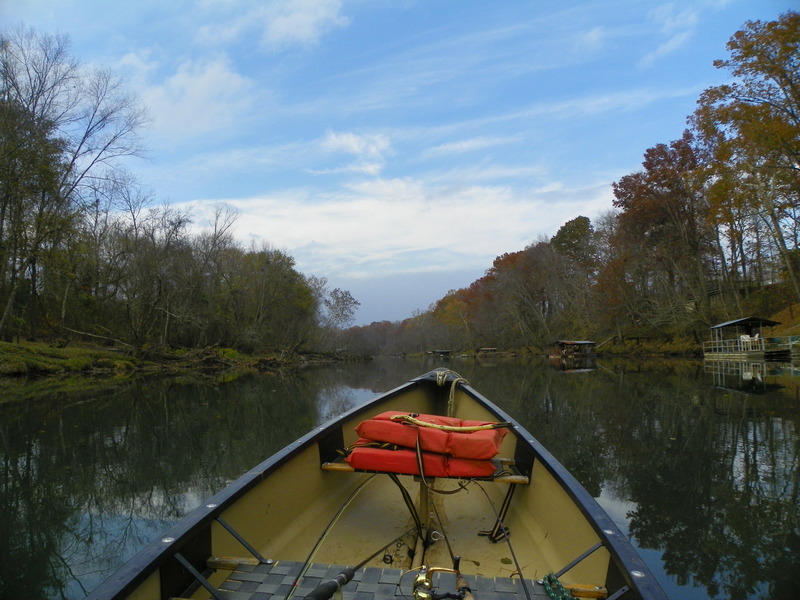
[{"x1": 87, "y1": 369, "x2": 667, "y2": 600}]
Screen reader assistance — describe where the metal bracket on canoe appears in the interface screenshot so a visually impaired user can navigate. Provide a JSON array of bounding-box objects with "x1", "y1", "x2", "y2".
[
  {"x1": 215, "y1": 516, "x2": 269, "y2": 563},
  {"x1": 555, "y1": 541, "x2": 603, "y2": 577},
  {"x1": 478, "y1": 484, "x2": 516, "y2": 542},
  {"x1": 606, "y1": 585, "x2": 632, "y2": 600},
  {"x1": 174, "y1": 552, "x2": 226, "y2": 600},
  {"x1": 172, "y1": 517, "x2": 269, "y2": 600}
]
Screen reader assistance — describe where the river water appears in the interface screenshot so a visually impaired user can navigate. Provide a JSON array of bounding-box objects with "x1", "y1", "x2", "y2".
[{"x1": 1, "y1": 356, "x2": 798, "y2": 600}]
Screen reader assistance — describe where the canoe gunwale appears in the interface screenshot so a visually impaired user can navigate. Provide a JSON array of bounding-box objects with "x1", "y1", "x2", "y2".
[
  {"x1": 87, "y1": 369, "x2": 667, "y2": 600},
  {"x1": 451, "y1": 379, "x2": 667, "y2": 600},
  {"x1": 86, "y1": 377, "x2": 425, "y2": 600}
]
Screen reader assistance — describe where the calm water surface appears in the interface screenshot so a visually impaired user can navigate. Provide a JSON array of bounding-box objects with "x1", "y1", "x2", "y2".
[{"x1": 1, "y1": 357, "x2": 798, "y2": 600}]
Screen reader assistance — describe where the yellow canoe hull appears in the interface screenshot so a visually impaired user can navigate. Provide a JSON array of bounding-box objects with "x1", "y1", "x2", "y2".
[{"x1": 89, "y1": 369, "x2": 666, "y2": 600}]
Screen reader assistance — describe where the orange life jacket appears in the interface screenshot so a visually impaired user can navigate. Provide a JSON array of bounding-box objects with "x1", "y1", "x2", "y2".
[
  {"x1": 354, "y1": 411, "x2": 508, "y2": 460},
  {"x1": 345, "y1": 439, "x2": 497, "y2": 478}
]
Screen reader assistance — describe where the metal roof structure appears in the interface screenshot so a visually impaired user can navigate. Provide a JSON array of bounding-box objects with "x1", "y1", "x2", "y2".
[{"x1": 710, "y1": 317, "x2": 780, "y2": 329}]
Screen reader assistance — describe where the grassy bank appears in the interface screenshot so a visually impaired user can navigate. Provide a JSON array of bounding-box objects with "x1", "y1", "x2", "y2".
[
  {"x1": 597, "y1": 337, "x2": 701, "y2": 357},
  {"x1": 0, "y1": 340, "x2": 302, "y2": 378},
  {"x1": 0, "y1": 340, "x2": 354, "y2": 380},
  {"x1": 0, "y1": 340, "x2": 142, "y2": 376}
]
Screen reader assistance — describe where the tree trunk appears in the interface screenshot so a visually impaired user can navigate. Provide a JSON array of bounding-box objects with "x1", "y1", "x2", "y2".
[
  {"x1": 767, "y1": 209, "x2": 800, "y2": 303},
  {"x1": 0, "y1": 278, "x2": 21, "y2": 341}
]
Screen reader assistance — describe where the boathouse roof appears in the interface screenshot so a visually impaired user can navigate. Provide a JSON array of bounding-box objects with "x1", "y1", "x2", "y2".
[{"x1": 710, "y1": 316, "x2": 780, "y2": 329}]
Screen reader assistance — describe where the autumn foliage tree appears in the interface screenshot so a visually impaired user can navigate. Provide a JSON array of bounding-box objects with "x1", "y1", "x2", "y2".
[
  {"x1": 609, "y1": 131, "x2": 714, "y2": 337},
  {"x1": 349, "y1": 12, "x2": 799, "y2": 353},
  {"x1": 692, "y1": 10, "x2": 800, "y2": 302}
]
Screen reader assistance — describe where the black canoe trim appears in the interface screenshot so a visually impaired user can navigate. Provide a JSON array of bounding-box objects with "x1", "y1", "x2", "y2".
[{"x1": 422, "y1": 371, "x2": 668, "y2": 600}]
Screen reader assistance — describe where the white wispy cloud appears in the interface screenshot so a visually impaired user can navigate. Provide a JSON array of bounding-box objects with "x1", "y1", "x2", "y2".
[
  {"x1": 653, "y1": 3, "x2": 699, "y2": 35},
  {"x1": 138, "y1": 56, "x2": 254, "y2": 141},
  {"x1": 638, "y1": 3, "x2": 698, "y2": 68},
  {"x1": 182, "y1": 176, "x2": 613, "y2": 279},
  {"x1": 421, "y1": 163, "x2": 549, "y2": 185},
  {"x1": 639, "y1": 30, "x2": 694, "y2": 68},
  {"x1": 316, "y1": 130, "x2": 392, "y2": 176},
  {"x1": 426, "y1": 136, "x2": 520, "y2": 157},
  {"x1": 429, "y1": 86, "x2": 701, "y2": 137},
  {"x1": 258, "y1": 0, "x2": 349, "y2": 48},
  {"x1": 195, "y1": 0, "x2": 349, "y2": 50},
  {"x1": 322, "y1": 131, "x2": 391, "y2": 159},
  {"x1": 576, "y1": 26, "x2": 606, "y2": 53}
]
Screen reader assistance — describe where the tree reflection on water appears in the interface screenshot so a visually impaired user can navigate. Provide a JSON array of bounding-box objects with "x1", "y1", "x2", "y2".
[
  {"x1": 467, "y1": 358, "x2": 800, "y2": 600},
  {"x1": 0, "y1": 374, "x2": 318, "y2": 599},
  {"x1": 0, "y1": 358, "x2": 798, "y2": 600}
]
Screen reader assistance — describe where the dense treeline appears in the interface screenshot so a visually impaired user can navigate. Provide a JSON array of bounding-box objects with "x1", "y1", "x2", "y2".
[
  {"x1": 0, "y1": 27, "x2": 358, "y2": 354},
  {"x1": 3, "y1": 14, "x2": 797, "y2": 358},
  {"x1": 344, "y1": 12, "x2": 800, "y2": 355}
]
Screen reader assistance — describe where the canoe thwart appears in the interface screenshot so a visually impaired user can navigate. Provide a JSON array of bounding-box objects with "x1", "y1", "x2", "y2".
[
  {"x1": 564, "y1": 582, "x2": 608, "y2": 598},
  {"x1": 206, "y1": 556, "x2": 261, "y2": 570},
  {"x1": 321, "y1": 455, "x2": 529, "y2": 484}
]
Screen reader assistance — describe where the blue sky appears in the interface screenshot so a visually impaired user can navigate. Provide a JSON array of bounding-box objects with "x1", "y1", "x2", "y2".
[{"x1": 2, "y1": 0, "x2": 793, "y2": 324}]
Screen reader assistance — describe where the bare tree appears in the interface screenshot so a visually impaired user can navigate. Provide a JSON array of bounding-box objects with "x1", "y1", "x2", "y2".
[{"x1": 0, "y1": 26, "x2": 146, "y2": 339}]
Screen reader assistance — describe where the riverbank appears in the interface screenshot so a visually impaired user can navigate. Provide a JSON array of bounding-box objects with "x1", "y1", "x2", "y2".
[
  {"x1": 0, "y1": 341, "x2": 360, "y2": 405},
  {"x1": 5, "y1": 302, "x2": 799, "y2": 379},
  {"x1": 0, "y1": 340, "x2": 346, "y2": 379}
]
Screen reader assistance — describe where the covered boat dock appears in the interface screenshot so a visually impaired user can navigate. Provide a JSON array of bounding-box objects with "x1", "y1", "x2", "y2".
[
  {"x1": 703, "y1": 317, "x2": 789, "y2": 360},
  {"x1": 549, "y1": 340, "x2": 596, "y2": 358}
]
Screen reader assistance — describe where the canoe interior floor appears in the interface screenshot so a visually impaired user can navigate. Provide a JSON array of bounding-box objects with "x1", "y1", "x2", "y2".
[{"x1": 216, "y1": 559, "x2": 556, "y2": 600}]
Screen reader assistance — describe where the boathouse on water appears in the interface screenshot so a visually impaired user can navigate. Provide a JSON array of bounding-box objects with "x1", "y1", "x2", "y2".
[
  {"x1": 549, "y1": 340, "x2": 596, "y2": 358},
  {"x1": 703, "y1": 316, "x2": 789, "y2": 360}
]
